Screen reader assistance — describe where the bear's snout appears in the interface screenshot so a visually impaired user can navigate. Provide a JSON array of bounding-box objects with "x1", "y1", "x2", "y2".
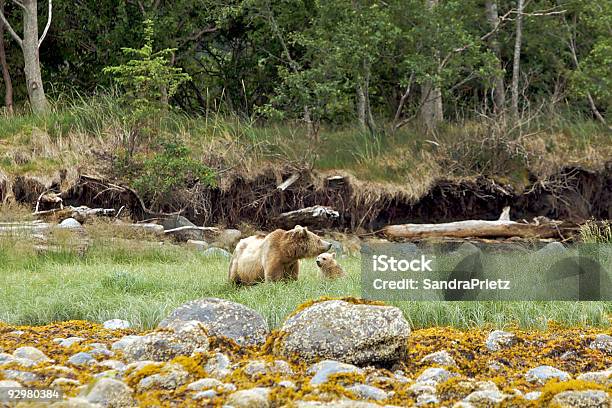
[
  {"x1": 323, "y1": 241, "x2": 332, "y2": 251},
  {"x1": 316, "y1": 259, "x2": 322, "y2": 267}
]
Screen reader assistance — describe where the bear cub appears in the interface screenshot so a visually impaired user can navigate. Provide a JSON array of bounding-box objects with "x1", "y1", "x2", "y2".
[{"x1": 316, "y1": 252, "x2": 346, "y2": 279}]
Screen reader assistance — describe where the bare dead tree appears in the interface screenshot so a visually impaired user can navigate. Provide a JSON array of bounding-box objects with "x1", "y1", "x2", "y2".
[
  {"x1": 0, "y1": 0, "x2": 13, "y2": 114},
  {"x1": 0, "y1": 0, "x2": 51, "y2": 114},
  {"x1": 510, "y1": 0, "x2": 524, "y2": 119},
  {"x1": 485, "y1": 0, "x2": 505, "y2": 114},
  {"x1": 419, "y1": 0, "x2": 444, "y2": 132}
]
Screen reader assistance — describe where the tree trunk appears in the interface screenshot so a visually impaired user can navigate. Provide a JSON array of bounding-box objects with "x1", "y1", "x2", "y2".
[
  {"x1": 0, "y1": 0, "x2": 13, "y2": 114},
  {"x1": 485, "y1": 0, "x2": 505, "y2": 113},
  {"x1": 420, "y1": 0, "x2": 443, "y2": 131},
  {"x1": 22, "y1": 0, "x2": 48, "y2": 114},
  {"x1": 356, "y1": 83, "x2": 366, "y2": 129},
  {"x1": 510, "y1": 0, "x2": 524, "y2": 119},
  {"x1": 420, "y1": 81, "x2": 443, "y2": 131}
]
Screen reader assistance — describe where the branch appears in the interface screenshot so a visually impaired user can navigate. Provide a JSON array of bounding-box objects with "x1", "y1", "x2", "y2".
[
  {"x1": 38, "y1": 0, "x2": 52, "y2": 47},
  {"x1": 438, "y1": 6, "x2": 566, "y2": 72},
  {"x1": 11, "y1": 0, "x2": 26, "y2": 10},
  {"x1": 0, "y1": 4, "x2": 22, "y2": 47}
]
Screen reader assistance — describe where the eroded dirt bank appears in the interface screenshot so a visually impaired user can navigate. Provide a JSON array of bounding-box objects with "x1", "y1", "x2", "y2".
[{"x1": 3, "y1": 162, "x2": 610, "y2": 231}]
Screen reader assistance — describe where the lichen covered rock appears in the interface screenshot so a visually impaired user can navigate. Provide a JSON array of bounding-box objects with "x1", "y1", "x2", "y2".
[
  {"x1": 158, "y1": 298, "x2": 269, "y2": 346},
  {"x1": 122, "y1": 320, "x2": 208, "y2": 362},
  {"x1": 275, "y1": 300, "x2": 410, "y2": 365}
]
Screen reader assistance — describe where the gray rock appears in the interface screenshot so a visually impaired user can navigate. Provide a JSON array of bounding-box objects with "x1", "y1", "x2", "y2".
[
  {"x1": 0, "y1": 380, "x2": 22, "y2": 388},
  {"x1": 577, "y1": 369, "x2": 612, "y2": 386},
  {"x1": 212, "y1": 229, "x2": 242, "y2": 250},
  {"x1": 138, "y1": 363, "x2": 188, "y2": 390},
  {"x1": 536, "y1": 242, "x2": 566, "y2": 255},
  {"x1": 1, "y1": 369, "x2": 39, "y2": 382},
  {"x1": 58, "y1": 337, "x2": 86, "y2": 348},
  {"x1": 202, "y1": 247, "x2": 231, "y2": 258},
  {"x1": 485, "y1": 330, "x2": 516, "y2": 351},
  {"x1": 408, "y1": 383, "x2": 436, "y2": 396},
  {"x1": 159, "y1": 298, "x2": 269, "y2": 347},
  {"x1": 68, "y1": 352, "x2": 95, "y2": 366},
  {"x1": 193, "y1": 389, "x2": 217, "y2": 400},
  {"x1": 123, "y1": 320, "x2": 208, "y2": 362},
  {"x1": 0, "y1": 353, "x2": 14, "y2": 364},
  {"x1": 159, "y1": 215, "x2": 196, "y2": 231},
  {"x1": 110, "y1": 335, "x2": 141, "y2": 351},
  {"x1": 294, "y1": 401, "x2": 387, "y2": 408},
  {"x1": 204, "y1": 352, "x2": 232, "y2": 379},
  {"x1": 308, "y1": 360, "x2": 363, "y2": 386},
  {"x1": 347, "y1": 384, "x2": 388, "y2": 401},
  {"x1": 80, "y1": 378, "x2": 135, "y2": 407},
  {"x1": 187, "y1": 378, "x2": 223, "y2": 391},
  {"x1": 463, "y1": 390, "x2": 507, "y2": 406},
  {"x1": 102, "y1": 319, "x2": 130, "y2": 330},
  {"x1": 187, "y1": 240, "x2": 209, "y2": 251},
  {"x1": 278, "y1": 380, "x2": 295, "y2": 389},
  {"x1": 59, "y1": 218, "x2": 83, "y2": 230},
  {"x1": 13, "y1": 346, "x2": 50, "y2": 363},
  {"x1": 525, "y1": 365, "x2": 570, "y2": 384},
  {"x1": 590, "y1": 334, "x2": 612, "y2": 354},
  {"x1": 243, "y1": 359, "x2": 293, "y2": 379},
  {"x1": 329, "y1": 239, "x2": 344, "y2": 255},
  {"x1": 524, "y1": 391, "x2": 541, "y2": 401},
  {"x1": 551, "y1": 390, "x2": 611, "y2": 408},
  {"x1": 226, "y1": 387, "x2": 270, "y2": 408},
  {"x1": 416, "y1": 367, "x2": 459, "y2": 384},
  {"x1": 49, "y1": 397, "x2": 100, "y2": 408},
  {"x1": 51, "y1": 378, "x2": 81, "y2": 387},
  {"x1": 420, "y1": 350, "x2": 456, "y2": 367},
  {"x1": 277, "y1": 300, "x2": 410, "y2": 365},
  {"x1": 416, "y1": 393, "x2": 440, "y2": 406}
]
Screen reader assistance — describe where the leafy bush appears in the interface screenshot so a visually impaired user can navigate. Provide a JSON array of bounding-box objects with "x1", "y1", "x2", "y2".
[{"x1": 132, "y1": 138, "x2": 216, "y2": 210}]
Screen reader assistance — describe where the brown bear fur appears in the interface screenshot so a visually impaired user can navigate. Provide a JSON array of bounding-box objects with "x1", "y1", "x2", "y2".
[
  {"x1": 316, "y1": 252, "x2": 346, "y2": 279},
  {"x1": 229, "y1": 225, "x2": 332, "y2": 284}
]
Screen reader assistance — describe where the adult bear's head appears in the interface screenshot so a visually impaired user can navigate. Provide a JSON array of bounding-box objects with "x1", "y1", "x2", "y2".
[{"x1": 285, "y1": 225, "x2": 332, "y2": 259}]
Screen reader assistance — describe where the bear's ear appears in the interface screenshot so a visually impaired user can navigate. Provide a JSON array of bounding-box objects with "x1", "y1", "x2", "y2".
[
  {"x1": 331, "y1": 252, "x2": 336, "y2": 259},
  {"x1": 294, "y1": 225, "x2": 307, "y2": 236}
]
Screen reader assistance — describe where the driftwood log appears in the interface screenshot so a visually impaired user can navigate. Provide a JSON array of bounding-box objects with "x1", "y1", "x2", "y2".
[
  {"x1": 277, "y1": 205, "x2": 339, "y2": 228},
  {"x1": 383, "y1": 206, "x2": 562, "y2": 239}
]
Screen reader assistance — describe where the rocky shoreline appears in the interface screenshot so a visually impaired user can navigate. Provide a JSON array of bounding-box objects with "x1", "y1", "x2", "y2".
[{"x1": 0, "y1": 298, "x2": 610, "y2": 407}]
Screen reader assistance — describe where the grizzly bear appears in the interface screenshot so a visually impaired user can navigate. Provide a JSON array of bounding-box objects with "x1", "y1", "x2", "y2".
[
  {"x1": 316, "y1": 252, "x2": 346, "y2": 279},
  {"x1": 228, "y1": 225, "x2": 332, "y2": 285}
]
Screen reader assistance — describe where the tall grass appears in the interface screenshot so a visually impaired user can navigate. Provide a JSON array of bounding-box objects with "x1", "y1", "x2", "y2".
[
  {"x1": 0, "y1": 234, "x2": 609, "y2": 330},
  {"x1": 581, "y1": 221, "x2": 612, "y2": 244}
]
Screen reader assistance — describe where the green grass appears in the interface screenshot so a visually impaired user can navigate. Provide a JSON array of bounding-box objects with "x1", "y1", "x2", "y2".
[{"x1": 0, "y1": 237, "x2": 609, "y2": 330}]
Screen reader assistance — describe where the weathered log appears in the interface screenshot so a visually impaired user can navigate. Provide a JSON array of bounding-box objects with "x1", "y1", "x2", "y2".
[
  {"x1": 277, "y1": 173, "x2": 300, "y2": 191},
  {"x1": 163, "y1": 225, "x2": 220, "y2": 242},
  {"x1": 383, "y1": 207, "x2": 561, "y2": 239},
  {"x1": 277, "y1": 205, "x2": 339, "y2": 228},
  {"x1": 33, "y1": 205, "x2": 116, "y2": 223}
]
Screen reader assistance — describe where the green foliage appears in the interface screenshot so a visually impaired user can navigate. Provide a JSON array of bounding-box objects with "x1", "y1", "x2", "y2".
[
  {"x1": 132, "y1": 138, "x2": 216, "y2": 209},
  {"x1": 103, "y1": 19, "x2": 191, "y2": 111}
]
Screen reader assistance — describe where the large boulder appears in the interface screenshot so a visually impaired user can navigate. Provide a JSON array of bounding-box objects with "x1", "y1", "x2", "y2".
[
  {"x1": 123, "y1": 320, "x2": 208, "y2": 362},
  {"x1": 551, "y1": 390, "x2": 611, "y2": 408},
  {"x1": 275, "y1": 300, "x2": 410, "y2": 365},
  {"x1": 158, "y1": 298, "x2": 269, "y2": 346},
  {"x1": 79, "y1": 378, "x2": 135, "y2": 407}
]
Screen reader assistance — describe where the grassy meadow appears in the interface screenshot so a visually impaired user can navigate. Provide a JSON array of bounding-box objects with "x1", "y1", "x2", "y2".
[{"x1": 0, "y1": 227, "x2": 610, "y2": 331}]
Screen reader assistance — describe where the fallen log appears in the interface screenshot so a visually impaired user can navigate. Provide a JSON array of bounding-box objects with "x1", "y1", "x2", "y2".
[
  {"x1": 383, "y1": 206, "x2": 562, "y2": 239},
  {"x1": 163, "y1": 225, "x2": 219, "y2": 242},
  {"x1": 33, "y1": 206, "x2": 116, "y2": 223},
  {"x1": 277, "y1": 205, "x2": 339, "y2": 228}
]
